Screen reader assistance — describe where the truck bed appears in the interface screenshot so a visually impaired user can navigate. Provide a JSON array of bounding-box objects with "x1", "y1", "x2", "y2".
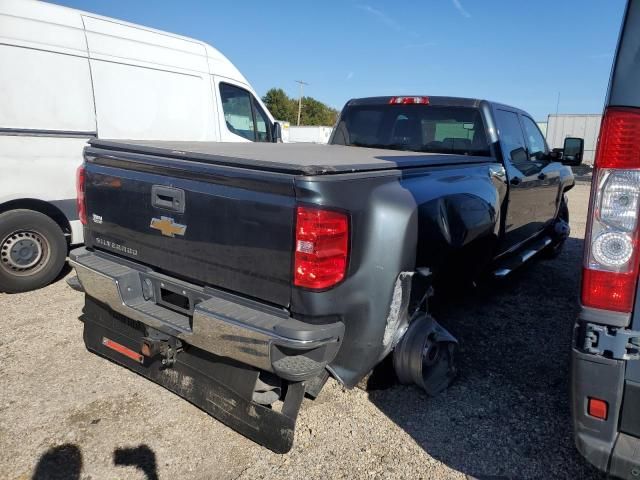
[{"x1": 87, "y1": 138, "x2": 492, "y2": 176}]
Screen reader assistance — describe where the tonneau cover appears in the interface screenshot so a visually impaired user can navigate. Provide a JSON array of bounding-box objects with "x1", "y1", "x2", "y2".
[{"x1": 88, "y1": 139, "x2": 493, "y2": 176}]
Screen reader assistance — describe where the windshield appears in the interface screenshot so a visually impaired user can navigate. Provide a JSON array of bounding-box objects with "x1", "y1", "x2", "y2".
[{"x1": 331, "y1": 105, "x2": 491, "y2": 156}]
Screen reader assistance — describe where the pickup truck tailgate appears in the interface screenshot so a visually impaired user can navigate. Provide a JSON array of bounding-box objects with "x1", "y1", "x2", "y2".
[{"x1": 83, "y1": 158, "x2": 295, "y2": 307}]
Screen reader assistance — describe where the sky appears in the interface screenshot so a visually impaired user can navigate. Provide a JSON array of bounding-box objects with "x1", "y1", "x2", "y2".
[{"x1": 54, "y1": 0, "x2": 626, "y2": 121}]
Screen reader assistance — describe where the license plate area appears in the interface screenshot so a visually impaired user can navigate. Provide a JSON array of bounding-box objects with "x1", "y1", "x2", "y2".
[
  {"x1": 139, "y1": 273, "x2": 205, "y2": 317},
  {"x1": 160, "y1": 287, "x2": 190, "y2": 312}
]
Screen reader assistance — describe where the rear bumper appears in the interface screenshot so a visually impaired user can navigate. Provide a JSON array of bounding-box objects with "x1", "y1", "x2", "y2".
[
  {"x1": 69, "y1": 247, "x2": 343, "y2": 381},
  {"x1": 571, "y1": 345, "x2": 625, "y2": 472},
  {"x1": 572, "y1": 327, "x2": 640, "y2": 479}
]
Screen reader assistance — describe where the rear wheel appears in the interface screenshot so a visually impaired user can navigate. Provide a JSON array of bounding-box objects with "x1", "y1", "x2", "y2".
[
  {"x1": 0, "y1": 210, "x2": 67, "y2": 293},
  {"x1": 393, "y1": 314, "x2": 458, "y2": 396},
  {"x1": 543, "y1": 197, "x2": 570, "y2": 259}
]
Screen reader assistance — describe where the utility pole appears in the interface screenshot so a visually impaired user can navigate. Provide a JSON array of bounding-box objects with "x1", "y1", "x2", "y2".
[
  {"x1": 295, "y1": 80, "x2": 308, "y2": 126},
  {"x1": 555, "y1": 91, "x2": 560, "y2": 115}
]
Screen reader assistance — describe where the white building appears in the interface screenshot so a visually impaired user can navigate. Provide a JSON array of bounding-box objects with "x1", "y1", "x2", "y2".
[{"x1": 545, "y1": 114, "x2": 602, "y2": 165}]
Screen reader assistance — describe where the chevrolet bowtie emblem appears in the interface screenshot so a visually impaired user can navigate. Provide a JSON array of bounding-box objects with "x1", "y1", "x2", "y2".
[{"x1": 150, "y1": 216, "x2": 186, "y2": 237}]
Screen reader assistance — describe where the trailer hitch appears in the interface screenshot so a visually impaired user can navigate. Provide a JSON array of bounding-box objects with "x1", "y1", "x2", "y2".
[{"x1": 141, "y1": 331, "x2": 183, "y2": 367}]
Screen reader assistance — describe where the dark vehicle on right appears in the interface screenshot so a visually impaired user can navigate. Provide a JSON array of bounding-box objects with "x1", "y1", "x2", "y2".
[{"x1": 572, "y1": 1, "x2": 640, "y2": 477}]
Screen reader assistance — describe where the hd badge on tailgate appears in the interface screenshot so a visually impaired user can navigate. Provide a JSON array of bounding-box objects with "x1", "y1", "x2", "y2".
[{"x1": 150, "y1": 216, "x2": 187, "y2": 238}]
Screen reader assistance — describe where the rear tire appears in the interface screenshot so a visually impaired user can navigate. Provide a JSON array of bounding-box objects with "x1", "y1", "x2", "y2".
[
  {"x1": 0, "y1": 209, "x2": 67, "y2": 293},
  {"x1": 542, "y1": 198, "x2": 569, "y2": 259}
]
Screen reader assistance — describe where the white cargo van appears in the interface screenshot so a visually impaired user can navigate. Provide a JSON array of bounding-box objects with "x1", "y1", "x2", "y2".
[{"x1": 0, "y1": 0, "x2": 279, "y2": 293}]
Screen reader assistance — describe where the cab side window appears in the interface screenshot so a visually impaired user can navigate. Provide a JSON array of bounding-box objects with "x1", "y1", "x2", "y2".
[
  {"x1": 219, "y1": 83, "x2": 272, "y2": 142},
  {"x1": 495, "y1": 109, "x2": 538, "y2": 175},
  {"x1": 521, "y1": 116, "x2": 548, "y2": 160}
]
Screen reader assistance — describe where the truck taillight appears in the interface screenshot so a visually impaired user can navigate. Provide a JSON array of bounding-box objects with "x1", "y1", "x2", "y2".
[
  {"x1": 294, "y1": 206, "x2": 349, "y2": 290},
  {"x1": 76, "y1": 165, "x2": 87, "y2": 225},
  {"x1": 582, "y1": 108, "x2": 640, "y2": 312}
]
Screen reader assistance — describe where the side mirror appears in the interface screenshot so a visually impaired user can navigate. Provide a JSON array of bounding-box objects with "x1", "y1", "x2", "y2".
[
  {"x1": 549, "y1": 148, "x2": 563, "y2": 160},
  {"x1": 272, "y1": 122, "x2": 283, "y2": 143},
  {"x1": 561, "y1": 137, "x2": 584, "y2": 166},
  {"x1": 510, "y1": 146, "x2": 529, "y2": 164}
]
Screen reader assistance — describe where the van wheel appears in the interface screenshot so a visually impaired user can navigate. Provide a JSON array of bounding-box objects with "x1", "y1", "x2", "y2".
[{"x1": 0, "y1": 210, "x2": 67, "y2": 293}]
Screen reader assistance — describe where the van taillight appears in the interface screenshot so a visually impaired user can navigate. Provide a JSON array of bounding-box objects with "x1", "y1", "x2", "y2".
[
  {"x1": 582, "y1": 108, "x2": 640, "y2": 312},
  {"x1": 294, "y1": 206, "x2": 349, "y2": 290},
  {"x1": 76, "y1": 165, "x2": 87, "y2": 225}
]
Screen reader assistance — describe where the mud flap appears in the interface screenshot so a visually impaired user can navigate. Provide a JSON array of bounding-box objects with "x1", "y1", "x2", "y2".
[{"x1": 80, "y1": 297, "x2": 304, "y2": 454}]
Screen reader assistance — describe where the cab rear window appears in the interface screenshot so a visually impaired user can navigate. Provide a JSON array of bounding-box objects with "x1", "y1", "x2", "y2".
[{"x1": 333, "y1": 105, "x2": 491, "y2": 156}]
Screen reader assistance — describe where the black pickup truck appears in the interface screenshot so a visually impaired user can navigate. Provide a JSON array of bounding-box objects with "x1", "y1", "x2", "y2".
[{"x1": 70, "y1": 96, "x2": 582, "y2": 452}]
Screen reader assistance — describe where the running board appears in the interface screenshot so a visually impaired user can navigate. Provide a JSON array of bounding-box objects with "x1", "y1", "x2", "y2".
[{"x1": 492, "y1": 236, "x2": 552, "y2": 278}]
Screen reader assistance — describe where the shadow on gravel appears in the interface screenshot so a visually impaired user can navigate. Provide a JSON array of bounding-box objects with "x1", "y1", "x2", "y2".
[
  {"x1": 32, "y1": 444, "x2": 82, "y2": 480},
  {"x1": 32, "y1": 443, "x2": 159, "y2": 480},
  {"x1": 114, "y1": 445, "x2": 159, "y2": 480},
  {"x1": 369, "y1": 237, "x2": 606, "y2": 479}
]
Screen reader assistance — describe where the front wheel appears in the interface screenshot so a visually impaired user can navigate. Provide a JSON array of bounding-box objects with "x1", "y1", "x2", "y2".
[{"x1": 0, "y1": 210, "x2": 67, "y2": 293}]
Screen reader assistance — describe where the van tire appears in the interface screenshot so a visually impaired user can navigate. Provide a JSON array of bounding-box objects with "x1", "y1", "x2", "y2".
[{"x1": 0, "y1": 210, "x2": 67, "y2": 293}]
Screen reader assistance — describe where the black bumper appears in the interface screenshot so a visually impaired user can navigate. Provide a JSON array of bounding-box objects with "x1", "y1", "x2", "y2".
[{"x1": 572, "y1": 343, "x2": 640, "y2": 478}]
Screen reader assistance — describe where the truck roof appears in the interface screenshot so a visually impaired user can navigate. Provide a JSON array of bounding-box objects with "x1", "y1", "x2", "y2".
[
  {"x1": 346, "y1": 96, "x2": 529, "y2": 116},
  {"x1": 87, "y1": 139, "x2": 493, "y2": 176},
  {"x1": 346, "y1": 96, "x2": 485, "y2": 108}
]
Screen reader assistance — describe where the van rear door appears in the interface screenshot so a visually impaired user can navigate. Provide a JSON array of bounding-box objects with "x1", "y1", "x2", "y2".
[{"x1": 609, "y1": 3, "x2": 640, "y2": 389}]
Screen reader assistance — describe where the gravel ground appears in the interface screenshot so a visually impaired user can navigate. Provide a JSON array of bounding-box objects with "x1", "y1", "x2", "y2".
[{"x1": 0, "y1": 182, "x2": 605, "y2": 480}]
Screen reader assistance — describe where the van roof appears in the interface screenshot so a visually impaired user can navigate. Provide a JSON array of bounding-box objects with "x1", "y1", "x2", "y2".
[{"x1": 1, "y1": 0, "x2": 249, "y2": 83}]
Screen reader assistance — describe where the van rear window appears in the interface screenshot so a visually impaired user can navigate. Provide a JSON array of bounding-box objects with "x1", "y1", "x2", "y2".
[{"x1": 332, "y1": 105, "x2": 491, "y2": 156}]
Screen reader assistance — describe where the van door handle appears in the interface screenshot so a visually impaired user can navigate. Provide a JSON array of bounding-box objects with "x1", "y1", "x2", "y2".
[
  {"x1": 151, "y1": 185, "x2": 185, "y2": 213},
  {"x1": 538, "y1": 173, "x2": 547, "y2": 180},
  {"x1": 510, "y1": 177, "x2": 521, "y2": 186}
]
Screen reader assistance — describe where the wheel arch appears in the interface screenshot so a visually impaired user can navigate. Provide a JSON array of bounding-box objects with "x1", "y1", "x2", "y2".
[{"x1": 0, "y1": 199, "x2": 72, "y2": 244}]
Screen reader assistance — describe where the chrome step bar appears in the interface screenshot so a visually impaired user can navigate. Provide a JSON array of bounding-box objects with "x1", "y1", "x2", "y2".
[{"x1": 492, "y1": 236, "x2": 552, "y2": 278}]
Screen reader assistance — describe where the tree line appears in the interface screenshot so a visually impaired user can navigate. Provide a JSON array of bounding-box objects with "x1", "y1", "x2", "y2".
[{"x1": 262, "y1": 88, "x2": 338, "y2": 126}]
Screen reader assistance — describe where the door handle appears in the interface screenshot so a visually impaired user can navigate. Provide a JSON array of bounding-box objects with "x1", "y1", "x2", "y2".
[
  {"x1": 151, "y1": 185, "x2": 185, "y2": 213},
  {"x1": 510, "y1": 177, "x2": 521, "y2": 186},
  {"x1": 538, "y1": 173, "x2": 547, "y2": 180}
]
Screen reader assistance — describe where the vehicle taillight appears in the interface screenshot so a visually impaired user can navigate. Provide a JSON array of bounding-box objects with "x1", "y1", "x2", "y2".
[
  {"x1": 76, "y1": 165, "x2": 87, "y2": 225},
  {"x1": 294, "y1": 206, "x2": 349, "y2": 290},
  {"x1": 582, "y1": 108, "x2": 640, "y2": 312},
  {"x1": 389, "y1": 96, "x2": 429, "y2": 105}
]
